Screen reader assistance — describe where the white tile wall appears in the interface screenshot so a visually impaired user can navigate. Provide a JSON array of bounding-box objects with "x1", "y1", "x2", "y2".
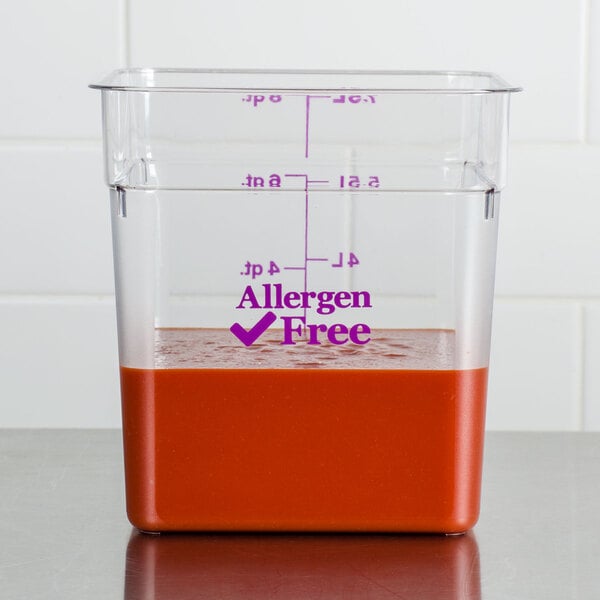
[
  {"x1": 0, "y1": 0, "x2": 120, "y2": 138},
  {"x1": 0, "y1": 300, "x2": 120, "y2": 427},
  {"x1": 1, "y1": 0, "x2": 599, "y2": 429},
  {"x1": 487, "y1": 300, "x2": 582, "y2": 431},
  {"x1": 589, "y1": 0, "x2": 600, "y2": 142},
  {"x1": 129, "y1": 0, "x2": 583, "y2": 141},
  {"x1": 0, "y1": 145, "x2": 114, "y2": 294},
  {"x1": 495, "y1": 144, "x2": 600, "y2": 297},
  {"x1": 583, "y1": 304, "x2": 600, "y2": 430}
]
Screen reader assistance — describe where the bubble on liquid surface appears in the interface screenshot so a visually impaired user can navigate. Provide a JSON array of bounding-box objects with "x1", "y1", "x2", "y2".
[{"x1": 153, "y1": 328, "x2": 455, "y2": 370}]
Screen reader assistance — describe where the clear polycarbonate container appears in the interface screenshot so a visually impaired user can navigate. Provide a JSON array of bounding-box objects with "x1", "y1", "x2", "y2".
[{"x1": 91, "y1": 69, "x2": 520, "y2": 533}]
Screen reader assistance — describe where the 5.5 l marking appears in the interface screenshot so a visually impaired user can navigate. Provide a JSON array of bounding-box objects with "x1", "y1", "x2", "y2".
[{"x1": 240, "y1": 173, "x2": 381, "y2": 189}]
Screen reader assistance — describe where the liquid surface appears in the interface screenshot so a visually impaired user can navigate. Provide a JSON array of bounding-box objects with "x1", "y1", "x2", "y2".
[
  {"x1": 154, "y1": 328, "x2": 455, "y2": 369},
  {"x1": 121, "y1": 329, "x2": 487, "y2": 532}
]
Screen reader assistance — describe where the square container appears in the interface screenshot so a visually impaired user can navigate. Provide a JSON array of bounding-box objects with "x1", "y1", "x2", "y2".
[{"x1": 91, "y1": 69, "x2": 520, "y2": 533}]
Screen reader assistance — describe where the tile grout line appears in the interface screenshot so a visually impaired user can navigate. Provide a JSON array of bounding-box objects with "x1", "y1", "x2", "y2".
[
  {"x1": 576, "y1": 302, "x2": 586, "y2": 431},
  {"x1": 0, "y1": 295, "x2": 115, "y2": 305},
  {"x1": 119, "y1": 0, "x2": 131, "y2": 68},
  {"x1": 579, "y1": 0, "x2": 592, "y2": 142},
  {"x1": 1, "y1": 139, "x2": 600, "y2": 149},
  {"x1": 2, "y1": 293, "x2": 600, "y2": 303},
  {"x1": 495, "y1": 295, "x2": 600, "y2": 304},
  {"x1": 0, "y1": 139, "x2": 101, "y2": 147}
]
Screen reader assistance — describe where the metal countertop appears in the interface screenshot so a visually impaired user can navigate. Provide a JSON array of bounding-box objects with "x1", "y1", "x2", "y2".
[{"x1": 1, "y1": 430, "x2": 599, "y2": 599}]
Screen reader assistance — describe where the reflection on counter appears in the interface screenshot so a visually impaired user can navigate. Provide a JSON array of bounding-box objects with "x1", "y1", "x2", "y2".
[{"x1": 124, "y1": 531, "x2": 481, "y2": 599}]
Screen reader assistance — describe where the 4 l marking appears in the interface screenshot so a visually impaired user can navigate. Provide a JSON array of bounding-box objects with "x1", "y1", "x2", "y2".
[{"x1": 240, "y1": 253, "x2": 359, "y2": 279}]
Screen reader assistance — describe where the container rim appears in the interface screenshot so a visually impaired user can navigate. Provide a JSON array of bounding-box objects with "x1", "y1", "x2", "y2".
[{"x1": 89, "y1": 68, "x2": 522, "y2": 94}]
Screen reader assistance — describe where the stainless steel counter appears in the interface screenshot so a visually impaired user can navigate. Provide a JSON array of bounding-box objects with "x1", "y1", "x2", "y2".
[{"x1": 1, "y1": 430, "x2": 599, "y2": 599}]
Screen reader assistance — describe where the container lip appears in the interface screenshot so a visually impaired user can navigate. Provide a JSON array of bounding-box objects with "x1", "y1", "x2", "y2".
[{"x1": 89, "y1": 68, "x2": 522, "y2": 94}]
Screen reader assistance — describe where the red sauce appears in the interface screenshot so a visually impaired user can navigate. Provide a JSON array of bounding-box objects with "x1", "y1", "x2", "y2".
[{"x1": 120, "y1": 329, "x2": 487, "y2": 533}]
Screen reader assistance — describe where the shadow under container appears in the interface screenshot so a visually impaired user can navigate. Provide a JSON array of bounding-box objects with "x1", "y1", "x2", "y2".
[{"x1": 91, "y1": 70, "x2": 520, "y2": 533}]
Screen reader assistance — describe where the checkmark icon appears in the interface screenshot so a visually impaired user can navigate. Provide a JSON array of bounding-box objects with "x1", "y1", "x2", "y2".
[{"x1": 230, "y1": 311, "x2": 277, "y2": 346}]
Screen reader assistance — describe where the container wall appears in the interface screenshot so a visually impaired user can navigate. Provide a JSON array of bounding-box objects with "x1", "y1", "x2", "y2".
[
  {"x1": 105, "y1": 83, "x2": 509, "y2": 372},
  {"x1": 104, "y1": 75, "x2": 509, "y2": 532},
  {"x1": 101, "y1": 89, "x2": 512, "y2": 192},
  {"x1": 111, "y1": 187, "x2": 499, "y2": 370}
]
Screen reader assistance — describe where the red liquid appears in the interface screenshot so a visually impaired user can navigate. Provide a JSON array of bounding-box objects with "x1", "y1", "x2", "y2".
[{"x1": 120, "y1": 329, "x2": 487, "y2": 533}]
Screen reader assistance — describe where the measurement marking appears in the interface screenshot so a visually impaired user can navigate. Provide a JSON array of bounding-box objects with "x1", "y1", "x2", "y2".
[
  {"x1": 280, "y1": 171, "x2": 314, "y2": 327},
  {"x1": 303, "y1": 182, "x2": 309, "y2": 325},
  {"x1": 307, "y1": 257, "x2": 328, "y2": 262},
  {"x1": 307, "y1": 179, "x2": 329, "y2": 184},
  {"x1": 305, "y1": 95, "x2": 310, "y2": 158}
]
